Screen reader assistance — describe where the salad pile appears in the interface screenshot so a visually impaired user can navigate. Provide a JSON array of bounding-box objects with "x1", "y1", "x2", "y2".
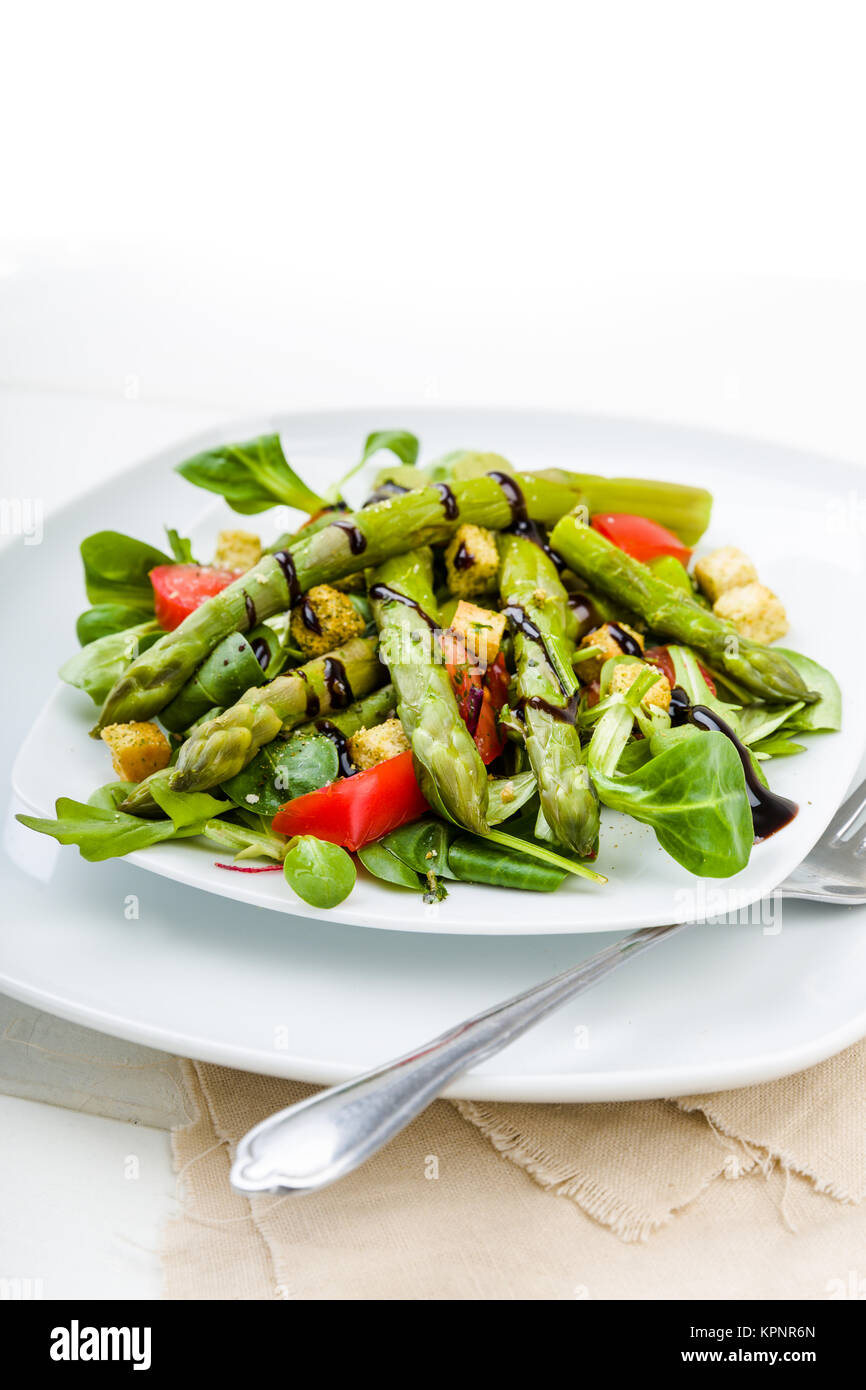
[{"x1": 20, "y1": 430, "x2": 842, "y2": 911}]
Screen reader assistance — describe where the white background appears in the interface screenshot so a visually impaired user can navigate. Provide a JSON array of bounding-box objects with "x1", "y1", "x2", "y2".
[{"x1": 2, "y1": 0, "x2": 866, "y2": 1298}]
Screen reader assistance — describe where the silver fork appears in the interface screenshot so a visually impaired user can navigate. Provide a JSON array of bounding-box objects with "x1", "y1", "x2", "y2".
[{"x1": 231, "y1": 778, "x2": 866, "y2": 1198}]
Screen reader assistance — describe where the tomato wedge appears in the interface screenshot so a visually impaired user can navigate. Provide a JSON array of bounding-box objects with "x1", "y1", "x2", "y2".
[
  {"x1": 272, "y1": 750, "x2": 429, "y2": 851},
  {"x1": 446, "y1": 643, "x2": 508, "y2": 764},
  {"x1": 150, "y1": 564, "x2": 241, "y2": 630},
  {"x1": 590, "y1": 513, "x2": 692, "y2": 566},
  {"x1": 645, "y1": 645, "x2": 717, "y2": 697}
]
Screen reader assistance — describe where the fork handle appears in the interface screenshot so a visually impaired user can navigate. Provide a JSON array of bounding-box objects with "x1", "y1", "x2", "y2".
[{"x1": 230, "y1": 921, "x2": 689, "y2": 1197}]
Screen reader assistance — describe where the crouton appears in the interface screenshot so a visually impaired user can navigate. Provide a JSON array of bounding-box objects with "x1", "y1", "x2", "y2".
[
  {"x1": 694, "y1": 546, "x2": 758, "y2": 604},
  {"x1": 450, "y1": 600, "x2": 507, "y2": 669},
  {"x1": 289, "y1": 584, "x2": 366, "y2": 657},
  {"x1": 101, "y1": 722, "x2": 171, "y2": 783},
  {"x1": 576, "y1": 622, "x2": 645, "y2": 682},
  {"x1": 444, "y1": 524, "x2": 499, "y2": 598},
  {"x1": 713, "y1": 582, "x2": 788, "y2": 645},
  {"x1": 347, "y1": 718, "x2": 410, "y2": 771},
  {"x1": 213, "y1": 530, "x2": 262, "y2": 573},
  {"x1": 609, "y1": 660, "x2": 672, "y2": 712}
]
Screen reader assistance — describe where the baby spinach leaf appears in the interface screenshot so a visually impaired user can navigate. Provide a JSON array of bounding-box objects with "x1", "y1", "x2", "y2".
[
  {"x1": 221, "y1": 734, "x2": 338, "y2": 818},
  {"x1": 76, "y1": 603, "x2": 155, "y2": 646},
  {"x1": 327, "y1": 429, "x2": 421, "y2": 502},
  {"x1": 165, "y1": 527, "x2": 196, "y2": 563},
  {"x1": 149, "y1": 775, "x2": 228, "y2": 831},
  {"x1": 88, "y1": 781, "x2": 138, "y2": 811},
  {"x1": 382, "y1": 817, "x2": 458, "y2": 879},
  {"x1": 771, "y1": 649, "x2": 841, "y2": 733},
  {"x1": 176, "y1": 435, "x2": 327, "y2": 515},
  {"x1": 591, "y1": 732, "x2": 753, "y2": 877},
  {"x1": 59, "y1": 621, "x2": 162, "y2": 704},
  {"x1": 16, "y1": 798, "x2": 183, "y2": 861},
  {"x1": 735, "y1": 702, "x2": 805, "y2": 747},
  {"x1": 357, "y1": 841, "x2": 424, "y2": 890},
  {"x1": 750, "y1": 733, "x2": 807, "y2": 759},
  {"x1": 283, "y1": 835, "x2": 356, "y2": 907},
  {"x1": 80, "y1": 531, "x2": 171, "y2": 607}
]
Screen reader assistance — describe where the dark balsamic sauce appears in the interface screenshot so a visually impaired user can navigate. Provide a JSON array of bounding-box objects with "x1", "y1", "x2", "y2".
[
  {"x1": 296, "y1": 669, "x2": 320, "y2": 718},
  {"x1": 322, "y1": 657, "x2": 353, "y2": 709},
  {"x1": 669, "y1": 687, "x2": 798, "y2": 842},
  {"x1": 502, "y1": 604, "x2": 571, "y2": 701},
  {"x1": 274, "y1": 550, "x2": 301, "y2": 604},
  {"x1": 486, "y1": 470, "x2": 528, "y2": 525},
  {"x1": 316, "y1": 719, "x2": 356, "y2": 776},
  {"x1": 300, "y1": 597, "x2": 322, "y2": 634},
  {"x1": 508, "y1": 516, "x2": 567, "y2": 572},
  {"x1": 243, "y1": 593, "x2": 257, "y2": 628},
  {"x1": 435, "y1": 482, "x2": 459, "y2": 520},
  {"x1": 250, "y1": 637, "x2": 270, "y2": 670},
  {"x1": 501, "y1": 603, "x2": 543, "y2": 644},
  {"x1": 522, "y1": 693, "x2": 580, "y2": 724},
  {"x1": 363, "y1": 482, "x2": 409, "y2": 506},
  {"x1": 607, "y1": 622, "x2": 643, "y2": 657},
  {"x1": 452, "y1": 541, "x2": 473, "y2": 571},
  {"x1": 368, "y1": 583, "x2": 438, "y2": 629},
  {"x1": 330, "y1": 518, "x2": 367, "y2": 555}
]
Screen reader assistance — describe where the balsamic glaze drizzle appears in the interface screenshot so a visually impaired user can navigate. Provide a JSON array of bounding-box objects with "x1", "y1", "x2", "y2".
[
  {"x1": 501, "y1": 604, "x2": 572, "y2": 703},
  {"x1": 273, "y1": 550, "x2": 301, "y2": 604},
  {"x1": 486, "y1": 470, "x2": 528, "y2": 525},
  {"x1": 607, "y1": 622, "x2": 643, "y2": 658},
  {"x1": 330, "y1": 518, "x2": 367, "y2": 555},
  {"x1": 295, "y1": 669, "x2": 320, "y2": 719},
  {"x1": 368, "y1": 583, "x2": 438, "y2": 629},
  {"x1": 250, "y1": 637, "x2": 270, "y2": 670},
  {"x1": 322, "y1": 657, "x2": 353, "y2": 709},
  {"x1": 300, "y1": 597, "x2": 322, "y2": 634},
  {"x1": 315, "y1": 719, "x2": 356, "y2": 776},
  {"x1": 522, "y1": 692, "x2": 580, "y2": 724},
  {"x1": 451, "y1": 541, "x2": 473, "y2": 570},
  {"x1": 669, "y1": 688, "x2": 798, "y2": 841},
  {"x1": 435, "y1": 481, "x2": 459, "y2": 520},
  {"x1": 363, "y1": 482, "x2": 410, "y2": 506}
]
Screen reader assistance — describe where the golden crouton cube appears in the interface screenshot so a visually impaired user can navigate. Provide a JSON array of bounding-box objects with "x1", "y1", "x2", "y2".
[
  {"x1": 101, "y1": 722, "x2": 171, "y2": 783},
  {"x1": 713, "y1": 582, "x2": 788, "y2": 645},
  {"x1": 289, "y1": 584, "x2": 366, "y2": 658},
  {"x1": 576, "y1": 622, "x2": 645, "y2": 682},
  {"x1": 213, "y1": 529, "x2": 262, "y2": 573},
  {"x1": 347, "y1": 718, "x2": 411, "y2": 771},
  {"x1": 444, "y1": 524, "x2": 500, "y2": 598},
  {"x1": 693, "y1": 546, "x2": 758, "y2": 604},
  {"x1": 450, "y1": 600, "x2": 507, "y2": 669},
  {"x1": 609, "y1": 660, "x2": 672, "y2": 712}
]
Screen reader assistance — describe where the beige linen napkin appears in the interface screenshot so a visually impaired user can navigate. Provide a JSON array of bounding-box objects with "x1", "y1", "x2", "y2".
[{"x1": 164, "y1": 1038, "x2": 866, "y2": 1299}]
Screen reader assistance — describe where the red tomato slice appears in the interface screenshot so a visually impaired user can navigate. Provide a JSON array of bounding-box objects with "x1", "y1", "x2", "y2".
[
  {"x1": 590, "y1": 514, "x2": 692, "y2": 566},
  {"x1": 445, "y1": 641, "x2": 508, "y2": 764},
  {"x1": 272, "y1": 749, "x2": 429, "y2": 851},
  {"x1": 644, "y1": 645, "x2": 717, "y2": 697},
  {"x1": 150, "y1": 564, "x2": 241, "y2": 630}
]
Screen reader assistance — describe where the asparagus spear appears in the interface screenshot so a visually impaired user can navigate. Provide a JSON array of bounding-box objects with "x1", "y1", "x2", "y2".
[
  {"x1": 549, "y1": 514, "x2": 817, "y2": 704},
  {"x1": 533, "y1": 470, "x2": 713, "y2": 546},
  {"x1": 369, "y1": 548, "x2": 490, "y2": 835},
  {"x1": 498, "y1": 533, "x2": 599, "y2": 855},
  {"x1": 96, "y1": 473, "x2": 580, "y2": 730},
  {"x1": 121, "y1": 635, "x2": 383, "y2": 812}
]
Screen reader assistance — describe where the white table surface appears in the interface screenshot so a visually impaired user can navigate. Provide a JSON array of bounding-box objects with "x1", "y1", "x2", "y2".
[{"x1": 3, "y1": 260, "x2": 866, "y2": 1299}]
